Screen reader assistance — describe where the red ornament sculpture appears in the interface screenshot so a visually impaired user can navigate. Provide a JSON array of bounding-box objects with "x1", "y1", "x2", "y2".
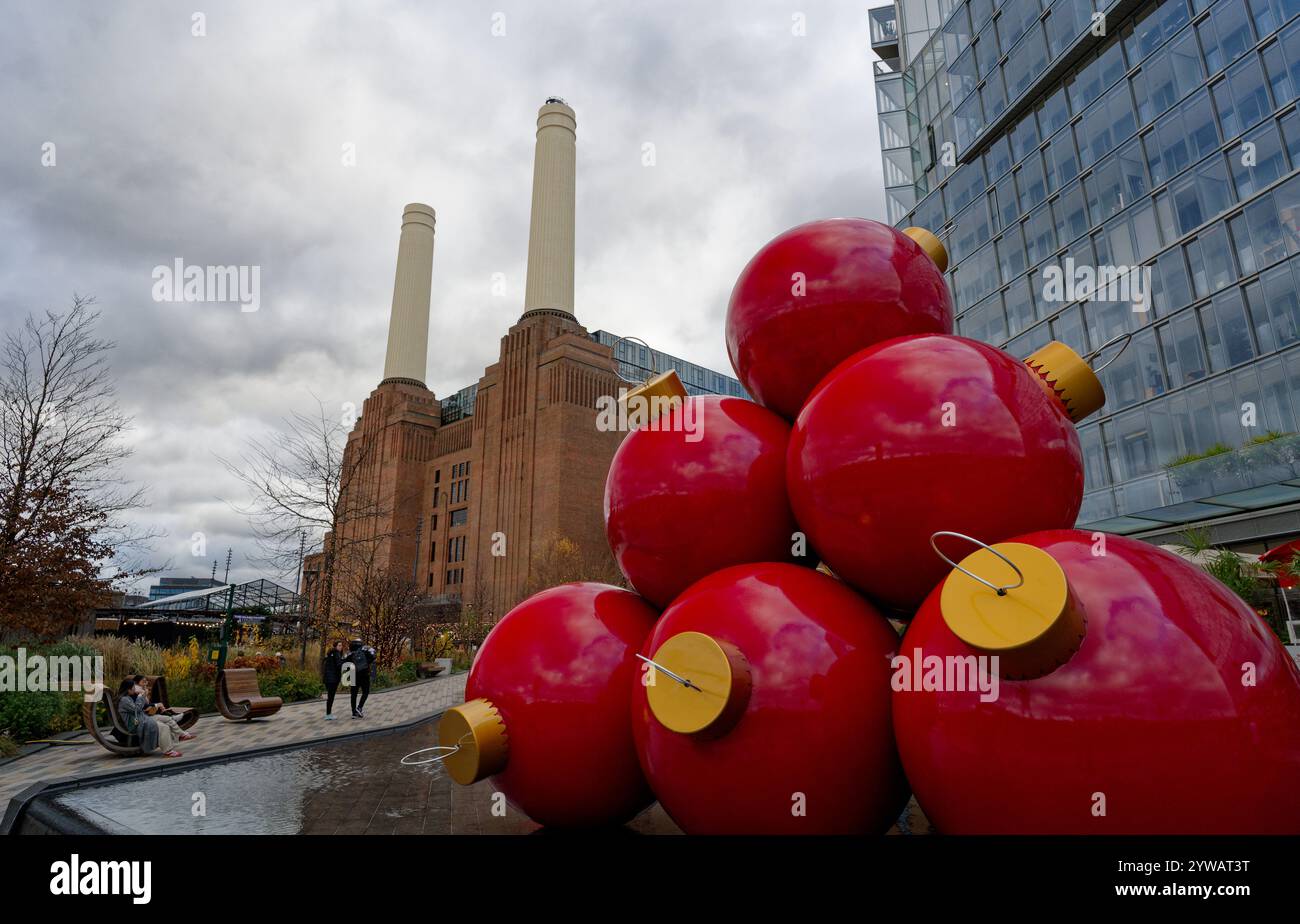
[
  {"x1": 726, "y1": 218, "x2": 953, "y2": 420},
  {"x1": 894, "y1": 529, "x2": 1300, "y2": 833},
  {"x1": 787, "y1": 334, "x2": 1101, "y2": 613},
  {"x1": 631, "y1": 562, "x2": 909, "y2": 834},
  {"x1": 438, "y1": 582, "x2": 657, "y2": 828},
  {"x1": 604, "y1": 392, "x2": 809, "y2": 608}
]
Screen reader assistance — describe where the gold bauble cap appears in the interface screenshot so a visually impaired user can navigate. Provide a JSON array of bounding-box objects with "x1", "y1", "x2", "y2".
[
  {"x1": 620, "y1": 369, "x2": 687, "y2": 425},
  {"x1": 939, "y1": 542, "x2": 1086, "y2": 680},
  {"x1": 903, "y1": 226, "x2": 948, "y2": 273},
  {"x1": 645, "y1": 631, "x2": 751, "y2": 737},
  {"x1": 1024, "y1": 340, "x2": 1105, "y2": 423},
  {"x1": 438, "y1": 697, "x2": 509, "y2": 785}
]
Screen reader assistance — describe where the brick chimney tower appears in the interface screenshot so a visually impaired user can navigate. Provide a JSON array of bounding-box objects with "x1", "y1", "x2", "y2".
[
  {"x1": 382, "y1": 202, "x2": 437, "y2": 385},
  {"x1": 521, "y1": 99, "x2": 577, "y2": 320}
]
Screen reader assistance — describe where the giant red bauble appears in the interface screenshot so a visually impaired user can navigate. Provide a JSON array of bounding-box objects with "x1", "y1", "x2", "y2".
[
  {"x1": 603, "y1": 395, "x2": 809, "y2": 608},
  {"x1": 726, "y1": 218, "x2": 953, "y2": 420},
  {"x1": 894, "y1": 530, "x2": 1300, "y2": 833},
  {"x1": 786, "y1": 334, "x2": 1083, "y2": 612},
  {"x1": 464, "y1": 582, "x2": 657, "y2": 827},
  {"x1": 631, "y1": 562, "x2": 909, "y2": 834}
]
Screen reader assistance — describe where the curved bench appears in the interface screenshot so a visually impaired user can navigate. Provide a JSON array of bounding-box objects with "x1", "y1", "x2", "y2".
[
  {"x1": 82, "y1": 675, "x2": 198, "y2": 756},
  {"x1": 216, "y1": 668, "x2": 283, "y2": 720}
]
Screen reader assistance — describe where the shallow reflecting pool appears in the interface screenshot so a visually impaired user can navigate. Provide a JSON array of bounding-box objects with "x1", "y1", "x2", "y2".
[{"x1": 46, "y1": 720, "x2": 680, "y2": 835}]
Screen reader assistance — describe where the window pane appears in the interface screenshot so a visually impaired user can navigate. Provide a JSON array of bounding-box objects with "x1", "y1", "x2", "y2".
[
  {"x1": 1245, "y1": 192, "x2": 1287, "y2": 267},
  {"x1": 1184, "y1": 91, "x2": 1221, "y2": 163},
  {"x1": 1053, "y1": 181, "x2": 1089, "y2": 243},
  {"x1": 1185, "y1": 238, "x2": 1210, "y2": 299},
  {"x1": 1230, "y1": 213, "x2": 1258, "y2": 276},
  {"x1": 1224, "y1": 56, "x2": 1272, "y2": 139},
  {"x1": 1213, "y1": 0, "x2": 1257, "y2": 70},
  {"x1": 1004, "y1": 276, "x2": 1036, "y2": 334},
  {"x1": 1011, "y1": 114, "x2": 1041, "y2": 165},
  {"x1": 997, "y1": 227, "x2": 1027, "y2": 282},
  {"x1": 1201, "y1": 223, "x2": 1237, "y2": 294},
  {"x1": 1263, "y1": 261, "x2": 1300, "y2": 346},
  {"x1": 1038, "y1": 84, "x2": 1071, "y2": 137},
  {"x1": 960, "y1": 292, "x2": 1007, "y2": 343},
  {"x1": 1017, "y1": 156, "x2": 1048, "y2": 212},
  {"x1": 1044, "y1": 133, "x2": 1080, "y2": 193},
  {"x1": 995, "y1": 173, "x2": 1019, "y2": 227},
  {"x1": 1023, "y1": 203, "x2": 1057, "y2": 265},
  {"x1": 1243, "y1": 279, "x2": 1277, "y2": 353},
  {"x1": 1217, "y1": 289, "x2": 1257, "y2": 367},
  {"x1": 1274, "y1": 174, "x2": 1300, "y2": 256},
  {"x1": 1229, "y1": 122, "x2": 1288, "y2": 199},
  {"x1": 1052, "y1": 304, "x2": 1089, "y2": 354},
  {"x1": 1153, "y1": 248, "x2": 1193, "y2": 317},
  {"x1": 1161, "y1": 309, "x2": 1209, "y2": 384}
]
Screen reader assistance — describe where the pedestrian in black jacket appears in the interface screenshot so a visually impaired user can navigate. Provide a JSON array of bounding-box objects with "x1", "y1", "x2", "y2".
[
  {"x1": 322, "y1": 641, "x2": 345, "y2": 720},
  {"x1": 348, "y1": 639, "x2": 372, "y2": 718}
]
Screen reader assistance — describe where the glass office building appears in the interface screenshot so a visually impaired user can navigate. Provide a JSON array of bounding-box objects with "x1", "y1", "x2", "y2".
[
  {"x1": 589, "y1": 329, "x2": 749, "y2": 398},
  {"x1": 871, "y1": 0, "x2": 1300, "y2": 550}
]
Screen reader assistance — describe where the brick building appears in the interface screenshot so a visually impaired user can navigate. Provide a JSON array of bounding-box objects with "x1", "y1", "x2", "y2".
[{"x1": 305, "y1": 100, "x2": 743, "y2": 621}]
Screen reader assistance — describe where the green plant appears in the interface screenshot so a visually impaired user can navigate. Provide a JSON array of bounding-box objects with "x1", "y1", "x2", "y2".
[
  {"x1": 1248, "y1": 430, "x2": 1290, "y2": 444},
  {"x1": 1204, "y1": 549, "x2": 1264, "y2": 603},
  {"x1": 0, "y1": 691, "x2": 63, "y2": 742},
  {"x1": 257, "y1": 668, "x2": 324, "y2": 703},
  {"x1": 0, "y1": 735, "x2": 18, "y2": 758},
  {"x1": 393, "y1": 659, "x2": 420, "y2": 684},
  {"x1": 1165, "y1": 443, "x2": 1233, "y2": 468},
  {"x1": 1175, "y1": 526, "x2": 1214, "y2": 558},
  {"x1": 164, "y1": 675, "x2": 218, "y2": 714}
]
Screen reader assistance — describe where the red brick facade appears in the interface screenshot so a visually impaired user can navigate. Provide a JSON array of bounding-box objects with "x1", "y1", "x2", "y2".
[{"x1": 308, "y1": 309, "x2": 626, "y2": 622}]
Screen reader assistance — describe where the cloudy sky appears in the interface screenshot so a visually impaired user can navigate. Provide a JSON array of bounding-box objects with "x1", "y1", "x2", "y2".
[{"x1": 0, "y1": 0, "x2": 888, "y2": 592}]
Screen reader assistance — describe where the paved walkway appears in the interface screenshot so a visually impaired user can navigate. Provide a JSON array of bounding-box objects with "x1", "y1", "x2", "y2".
[{"x1": 0, "y1": 672, "x2": 467, "y2": 811}]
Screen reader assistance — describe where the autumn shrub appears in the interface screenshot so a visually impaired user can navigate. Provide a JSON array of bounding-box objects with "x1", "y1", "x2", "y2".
[
  {"x1": 161, "y1": 637, "x2": 202, "y2": 681},
  {"x1": 226, "y1": 655, "x2": 282, "y2": 672}
]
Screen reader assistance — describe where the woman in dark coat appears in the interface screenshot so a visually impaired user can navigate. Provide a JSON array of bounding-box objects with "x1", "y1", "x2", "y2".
[{"x1": 322, "y1": 641, "x2": 345, "y2": 720}]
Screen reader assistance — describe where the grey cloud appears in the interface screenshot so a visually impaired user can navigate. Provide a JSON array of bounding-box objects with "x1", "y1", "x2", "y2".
[{"x1": 0, "y1": 0, "x2": 887, "y2": 592}]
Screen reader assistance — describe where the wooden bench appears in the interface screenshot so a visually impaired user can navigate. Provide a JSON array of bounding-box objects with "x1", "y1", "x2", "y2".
[
  {"x1": 216, "y1": 668, "x2": 283, "y2": 720},
  {"x1": 82, "y1": 675, "x2": 198, "y2": 756}
]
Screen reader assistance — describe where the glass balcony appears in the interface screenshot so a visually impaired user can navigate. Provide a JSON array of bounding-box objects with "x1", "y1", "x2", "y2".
[
  {"x1": 1080, "y1": 434, "x2": 1300, "y2": 533},
  {"x1": 870, "y1": 6, "x2": 901, "y2": 58}
]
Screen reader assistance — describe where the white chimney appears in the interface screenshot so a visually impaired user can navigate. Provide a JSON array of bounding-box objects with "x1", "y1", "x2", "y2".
[
  {"x1": 382, "y1": 202, "x2": 436, "y2": 385},
  {"x1": 522, "y1": 99, "x2": 576, "y2": 318}
]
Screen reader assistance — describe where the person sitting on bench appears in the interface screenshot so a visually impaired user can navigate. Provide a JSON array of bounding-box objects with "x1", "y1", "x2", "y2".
[
  {"x1": 118, "y1": 677, "x2": 182, "y2": 758},
  {"x1": 136, "y1": 675, "x2": 196, "y2": 742}
]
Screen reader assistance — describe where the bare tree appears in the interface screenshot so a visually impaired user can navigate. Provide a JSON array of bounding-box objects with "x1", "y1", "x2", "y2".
[
  {"x1": 525, "y1": 533, "x2": 625, "y2": 597},
  {"x1": 333, "y1": 538, "x2": 430, "y2": 668},
  {"x1": 456, "y1": 571, "x2": 497, "y2": 656},
  {"x1": 0, "y1": 296, "x2": 157, "y2": 637},
  {"x1": 217, "y1": 398, "x2": 392, "y2": 656}
]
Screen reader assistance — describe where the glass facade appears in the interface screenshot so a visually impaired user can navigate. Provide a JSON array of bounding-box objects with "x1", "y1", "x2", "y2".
[
  {"x1": 873, "y1": 0, "x2": 1300, "y2": 537},
  {"x1": 589, "y1": 329, "x2": 749, "y2": 398}
]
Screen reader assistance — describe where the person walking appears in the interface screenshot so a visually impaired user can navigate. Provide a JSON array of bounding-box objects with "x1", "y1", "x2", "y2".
[
  {"x1": 348, "y1": 639, "x2": 372, "y2": 719},
  {"x1": 322, "y1": 640, "x2": 345, "y2": 720}
]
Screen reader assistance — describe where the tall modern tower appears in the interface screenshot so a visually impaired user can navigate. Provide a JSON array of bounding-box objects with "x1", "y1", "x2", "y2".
[
  {"x1": 381, "y1": 202, "x2": 437, "y2": 385},
  {"x1": 523, "y1": 98, "x2": 578, "y2": 319},
  {"x1": 868, "y1": 0, "x2": 1300, "y2": 612}
]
